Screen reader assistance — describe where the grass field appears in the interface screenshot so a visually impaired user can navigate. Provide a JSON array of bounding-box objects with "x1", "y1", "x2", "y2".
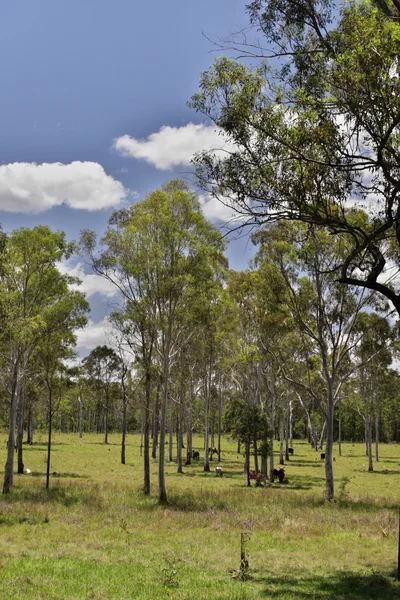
[{"x1": 0, "y1": 433, "x2": 399, "y2": 599}]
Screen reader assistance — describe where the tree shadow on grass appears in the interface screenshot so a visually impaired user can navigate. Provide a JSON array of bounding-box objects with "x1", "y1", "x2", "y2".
[
  {"x1": 23, "y1": 471, "x2": 88, "y2": 479},
  {"x1": 288, "y1": 461, "x2": 324, "y2": 468},
  {"x1": 0, "y1": 483, "x2": 102, "y2": 510},
  {"x1": 258, "y1": 571, "x2": 400, "y2": 599}
]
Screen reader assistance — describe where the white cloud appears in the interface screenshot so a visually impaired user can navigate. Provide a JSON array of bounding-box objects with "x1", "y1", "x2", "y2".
[
  {"x1": 75, "y1": 317, "x2": 114, "y2": 351},
  {"x1": 113, "y1": 123, "x2": 234, "y2": 170},
  {"x1": 57, "y1": 260, "x2": 120, "y2": 299},
  {"x1": 199, "y1": 194, "x2": 244, "y2": 224},
  {"x1": 0, "y1": 161, "x2": 127, "y2": 213}
]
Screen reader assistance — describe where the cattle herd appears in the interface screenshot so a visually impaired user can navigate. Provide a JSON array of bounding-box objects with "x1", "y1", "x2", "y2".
[{"x1": 189, "y1": 446, "x2": 288, "y2": 486}]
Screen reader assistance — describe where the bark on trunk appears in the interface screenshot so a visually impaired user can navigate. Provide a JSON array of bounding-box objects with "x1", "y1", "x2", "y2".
[
  {"x1": 26, "y1": 406, "x2": 33, "y2": 445},
  {"x1": 217, "y1": 382, "x2": 222, "y2": 463},
  {"x1": 158, "y1": 337, "x2": 171, "y2": 505},
  {"x1": 375, "y1": 407, "x2": 379, "y2": 462},
  {"x1": 104, "y1": 391, "x2": 109, "y2": 445},
  {"x1": 319, "y1": 421, "x2": 326, "y2": 451},
  {"x1": 245, "y1": 442, "x2": 251, "y2": 487},
  {"x1": 338, "y1": 398, "x2": 342, "y2": 457},
  {"x1": 143, "y1": 370, "x2": 151, "y2": 494},
  {"x1": 79, "y1": 383, "x2": 83, "y2": 440},
  {"x1": 279, "y1": 418, "x2": 285, "y2": 465},
  {"x1": 168, "y1": 389, "x2": 173, "y2": 462},
  {"x1": 121, "y1": 375, "x2": 127, "y2": 465},
  {"x1": 324, "y1": 386, "x2": 335, "y2": 501},
  {"x1": 152, "y1": 381, "x2": 160, "y2": 459},
  {"x1": 185, "y1": 378, "x2": 193, "y2": 466},
  {"x1": 46, "y1": 386, "x2": 53, "y2": 490},
  {"x1": 17, "y1": 381, "x2": 25, "y2": 474},
  {"x1": 368, "y1": 416, "x2": 373, "y2": 472},
  {"x1": 3, "y1": 361, "x2": 20, "y2": 494},
  {"x1": 204, "y1": 372, "x2": 210, "y2": 473},
  {"x1": 289, "y1": 400, "x2": 293, "y2": 450},
  {"x1": 177, "y1": 356, "x2": 184, "y2": 474}
]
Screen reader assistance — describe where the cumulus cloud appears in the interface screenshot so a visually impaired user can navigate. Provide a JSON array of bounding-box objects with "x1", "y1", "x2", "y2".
[
  {"x1": 75, "y1": 317, "x2": 114, "y2": 351},
  {"x1": 57, "y1": 260, "x2": 120, "y2": 299},
  {"x1": 199, "y1": 194, "x2": 245, "y2": 224},
  {"x1": 0, "y1": 161, "x2": 127, "y2": 213},
  {"x1": 113, "y1": 123, "x2": 234, "y2": 170}
]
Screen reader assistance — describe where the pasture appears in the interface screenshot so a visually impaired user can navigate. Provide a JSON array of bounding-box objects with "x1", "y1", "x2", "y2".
[{"x1": 0, "y1": 434, "x2": 399, "y2": 599}]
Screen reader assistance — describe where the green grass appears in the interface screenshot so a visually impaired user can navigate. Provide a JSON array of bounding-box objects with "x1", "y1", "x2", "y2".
[{"x1": 0, "y1": 434, "x2": 399, "y2": 599}]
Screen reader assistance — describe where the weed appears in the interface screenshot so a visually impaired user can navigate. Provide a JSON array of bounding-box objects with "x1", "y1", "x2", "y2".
[
  {"x1": 339, "y1": 475, "x2": 350, "y2": 501},
  {"x1": 161, "y1": 556, "x2": 179, "y2": 588}
]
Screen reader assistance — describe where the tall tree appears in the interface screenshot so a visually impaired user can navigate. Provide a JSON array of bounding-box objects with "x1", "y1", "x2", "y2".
[
  {"x1": 81, "y1": 180, "x2": 226, "y2": 503},
  {"x1": 82, "y1": 346, "x2": 122, "y2": 445},
  {"x1": 191, "y1": 0, "x2": 400, "y2": 315},
  {"x1": 253, "y1": 222, "x2": 379, "y2": 500},
  {"x1": 0, "y1": 226, "x2": 83, "y2": 494}
]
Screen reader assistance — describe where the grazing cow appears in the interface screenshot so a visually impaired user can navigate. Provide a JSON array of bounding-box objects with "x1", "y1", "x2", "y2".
[
  {"x1": 255, "y1": 473, "x2": 267, "y2": 487},
  {"x1": 249, "y1": 469, "x2": 257, "y2": 480},
  {"x1": 208, "y1": 446, "x2": 218, "y2": 456},
  {"x1": 192, "y1": 450, "x2": 200, "y2": 460},
  {"x1": 288, "y1": 448, "x2": 294, "y2": 455},
  {"x1": 215, "y1": 466, "x2": 223, "y2": 477},
  {"x1": 321, "y1": 453, "x2": 325, "y2": 460},
  {"x1": 273, "y1": 467, "x2": 285, "y2": 483}
]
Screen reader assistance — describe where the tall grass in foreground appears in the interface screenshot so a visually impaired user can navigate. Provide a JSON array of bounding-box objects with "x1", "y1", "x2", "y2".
[{"x1": 0, "y1": 433, "x2": 399, "y2": 599}]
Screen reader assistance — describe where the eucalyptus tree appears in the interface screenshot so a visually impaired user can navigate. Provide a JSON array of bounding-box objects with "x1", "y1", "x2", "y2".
[
  {"x1": 82, "y1": 346, "x2": 122, "y2": 445},
  {"x1": 34, "y1": 288, "x2": 87, "y2": 488},
  {"x1": 0, "y1": 226, "x2": 85, "y2": 494},
  {"x1": 81, "y1": 180, "x2": 226, "y2": 503},
  {"x1": 191, "y1": 0, "x2": 400, "y2": 317},
  {"x1": 353, "y1": 313, "x2": 394, "y2": 470},
  {"x1": 253, "y1": 222, "x2": 379, "y2": 500}
]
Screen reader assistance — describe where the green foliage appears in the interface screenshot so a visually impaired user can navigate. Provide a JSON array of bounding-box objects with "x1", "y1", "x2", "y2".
[{"x1": 191, "y1": 0, "x2": 400, "y2": 312}]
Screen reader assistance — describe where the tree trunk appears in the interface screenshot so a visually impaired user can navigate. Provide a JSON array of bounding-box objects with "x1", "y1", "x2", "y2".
[
  {"x1": 324, "y1": 386, "x2": 335, "y2": 501},
  {"x1": 17, "y1": 381, "x2": 25, "y2": 474},
  {"x1": 285, "y1": 419, "x2": 289, "y2": 462},
  {"x1": 289, "y1": 399, "x2": 293, "y2": 450},
  {"x1": 217, "y1": 381, "x2": 222, "y2": 463},
  {"x1": 152, "y1": 381, "x2": 160, "y2": 459},
  {"x1": 158, "y1": 336, "x2": 171, "y2": 504},
  {"x1": 279, "y1": 418, "x2": 285, "y2": 465},
  {"x1": 253, "y1": 440, "x2": 259, "y2": 474},
  {"x1": 185, "y1": 378, "x2": 193, "y2": 465},
  {"x1": 177, "y1": 356, "x2": 184, "y2": 474},
  {"x1": 204, "y1": 372, "x2": 210, "y2": 473},
  {"x1": 46, "y1": 386, "x2": 53, "y2": 490},
  {"x1": 143, "y1": 370, "x2": 151, "y2": 494},
  {"x1": 246, "y1": 442, "x2": 251, "y2": 487},
  {"x1": 261, "y1": 441, "x2": 268, "y2": 475},
  {"x1": 375, "y1": 407, "x2": 379, "y2": 462},
  {"x1": 104, "y1": 391, "x2": 109, "y2": 445},
  {"x1": 121, "y1": 378, "x2": 127, "y2": 465},
  {"x1": 79, "y1": 383, "x2": 83, "y2": 440},
  {"x1": 338, "y1": 398, "x2": 342, "y2": 457},
  {"x1": 269, "y1": 372, "x2": 276, "y2": 482},
  {"x1": 3, "y1": 361, "x2": 20, "y2": 494},
  {"x1": 368, "y1": 415, "x2": 373, "y2": 472},
  {"x1": 168, "y1": 388, "x2": 173, "y2": 462},
  {"x1": 319, "y1": 421, "x2": 326, "y2": 451},
  {"x1": 26, "y1": 405, "x2": 33, "y2": 445}
]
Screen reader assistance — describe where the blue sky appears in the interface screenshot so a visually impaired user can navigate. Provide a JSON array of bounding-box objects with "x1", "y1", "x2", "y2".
[{"x1": 0, "y1": 0, "x2": 255, "y2": 353}]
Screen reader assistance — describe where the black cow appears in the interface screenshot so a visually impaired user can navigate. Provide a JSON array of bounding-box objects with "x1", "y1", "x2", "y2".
[
  {"x1": 192, "y1": 450, "x2": 200, "y2": 460},
  {"x1": 273, "y1": 467, "x2": 285, "y2": 483}
]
